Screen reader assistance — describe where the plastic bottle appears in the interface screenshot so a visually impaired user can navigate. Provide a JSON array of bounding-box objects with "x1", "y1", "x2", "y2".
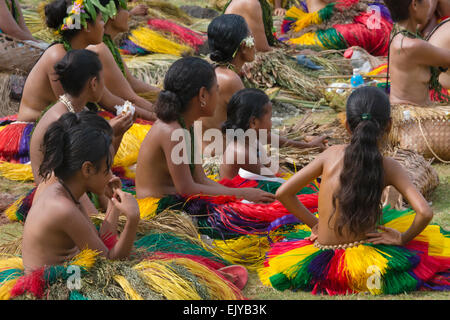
[{"x1": 350, "y1": 68, "x2": 365, "y2": 88}]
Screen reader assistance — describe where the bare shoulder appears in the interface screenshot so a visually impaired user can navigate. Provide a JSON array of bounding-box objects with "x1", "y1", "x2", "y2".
[
  {"x1": 228, "y1": 0, "x2": 260, "y2": 11},
  {"x1": 216, "y1": 68, "x2": 244, "y2": 92},
  {"x1": 87, "y1": 43, "x2": 112, "y2": 60},
  {"x1": 143, "y1": 120, "x2": 179, "y2": 144},
  {"x1": 41, "y1": 44, "x2": 67, "y2": 67}
]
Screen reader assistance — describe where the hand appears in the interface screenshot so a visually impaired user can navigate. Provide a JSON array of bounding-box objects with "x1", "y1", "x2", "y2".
[
  {"x1": 274, "y1": 8, "x2": 286, "y2": 16},
  {"x1": 110, "y1": 189, "x2": 140, "y2": 221},
  {"x1": 240, "y1": 188, "x2": 276, "y2": 203},
  {"x1": 109, "y1": 113, "x2": 134, "y2": 137},
  {"x1": 366, "y1": 226, "x2": 403, "y2": 245},
  {"x1": 129, "y1": 4, "x2": 148, "y2": 16},
  {"x1": 305, "y1": 136, "x2": 328, "y2": 151},
  {"x1": 105, "y1": 176, "x2": 122, "y2": 199},
  {"x1": 304, "y1": 223, "x2": 318, "y2": 242}
]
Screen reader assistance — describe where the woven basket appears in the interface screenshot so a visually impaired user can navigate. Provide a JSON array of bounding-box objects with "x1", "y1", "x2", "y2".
[
  {"x1": 0, "y1": 33, "x2": 43, "y2": 74},
  {"x1": 381, "y1": 148, "x2": 440, "y2": 209},
  {"x1": 389, "y1": 104, "x2": 450, "y2": 162}
]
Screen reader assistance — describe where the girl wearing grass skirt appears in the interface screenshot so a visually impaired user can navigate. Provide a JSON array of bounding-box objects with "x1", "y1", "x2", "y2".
[
  {"x1": 22, "y1": 111, "x2": 140, "y2": 272},
  {"x1": 259, "y1": 86, "x2": 450, "y2": 295},
  {"x1": 135, "y1": 58, "x2": 321, "y2": 240},
  {"x1": 5, "y1": 50, "x2": 132, "y2": 222}
]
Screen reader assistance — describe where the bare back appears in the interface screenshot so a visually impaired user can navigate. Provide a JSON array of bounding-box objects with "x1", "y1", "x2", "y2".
[
  {"x1": 22, "y1": 184, "x2": 87, "y2": 271},
  {"x1": 312, "y1": 145, "x2": 417, "y2": 245},
  {"x1": 428, "y1": 19, "x2": 450, "y2": 89},
  {"x1": 389, "y1": 35, "x2": 432, "y2": 105},
  {"x1": 17, "y1": 44, "x2": 66, "y2": 122},
  {"x1": 29, "y1": 102, "x2": 68, "y2": 182},
  {"x1": 135, "y1": 120, "x2": 180, "y2": 198},
  {"x1": 306, "y1": 0, "x2": 330, "y2": 12},
  {"x1": 225, "y1": 0, "x2": 271, "y2": 52}
]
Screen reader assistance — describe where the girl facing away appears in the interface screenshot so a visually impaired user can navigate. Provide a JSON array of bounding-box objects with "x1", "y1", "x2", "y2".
[
  {"x1": 135, "y1": 57, "x2": 275, "y2": 203},
  {"x1": 22, "y1": 111, "x2": 140, "y2": 273},
  {"x1": 259, "y1": 86, "x2": 450, "y2": 295}
]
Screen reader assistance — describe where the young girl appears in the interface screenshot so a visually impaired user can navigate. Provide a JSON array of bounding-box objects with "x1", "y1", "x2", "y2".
[
  {"x1": 220, "y1": 88, "x2": 277, "y2": 180},
  {"x1": 87, "y1": 0, "x2": 158, "y2": 121},
  {"x1": 259, "y1": 86, "x2": 450, "y2": 295},
  {"x1": 22, "y1": 111, "x2": 140, "y2": 273},
  {"x1": 136, "y1": 57, "x2": 274, "y2": 204},
  {"x1": 4, "y1": 49, "x2": 132, "y2": 223}
]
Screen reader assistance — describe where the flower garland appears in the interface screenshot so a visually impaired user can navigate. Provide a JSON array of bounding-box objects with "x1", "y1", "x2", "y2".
[{"x1": 56, "y1": 0, "x2": 121, "y2": 35}]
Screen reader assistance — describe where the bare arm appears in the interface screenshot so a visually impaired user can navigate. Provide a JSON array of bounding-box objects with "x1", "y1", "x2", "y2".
[
  {"x1": 89, "y1": 45, "x2": 157, "y2": 120},
  {"x1": 275, "y1": 149, "x2": 325, "y2": 227},
  {"x1": 404, "y1": 38, "x2": 450, "y2": 68},
  {"x1": 64, "y1": 190, "x2": 139, "y2": 260},
  {"x1": 162, "y1": 129, "x2": 275, "y2": 203},
  {"x1": 0, "y1": 0, "x2": 34, "y2": 40},
  {"x1": 367, "y1": 158, "x2": 433, "y2": 245},
  {"x1": 124, "y1": 62, "x2": 160, "y2": 94},
  {"x1": 98, "y1": 87, "x2": 157, "y2": 121}
]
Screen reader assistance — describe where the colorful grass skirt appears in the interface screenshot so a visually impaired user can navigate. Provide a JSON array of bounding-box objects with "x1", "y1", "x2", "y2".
[{"x1": 258, "y1": 206, "x2": 450, "y2": 295}]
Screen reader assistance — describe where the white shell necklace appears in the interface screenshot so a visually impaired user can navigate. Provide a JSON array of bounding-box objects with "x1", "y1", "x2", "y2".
[{"x1": 59, "y1": 94, "x2": 76, "y2": 113}]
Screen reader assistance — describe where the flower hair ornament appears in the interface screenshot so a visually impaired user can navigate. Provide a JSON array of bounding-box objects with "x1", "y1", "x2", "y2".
[
  {"x1": 231, "y1": 35, "x2": 255, "y2": 59},
  {"x1": 57, "y1": 0, "x2": 127, "y2": 34}
]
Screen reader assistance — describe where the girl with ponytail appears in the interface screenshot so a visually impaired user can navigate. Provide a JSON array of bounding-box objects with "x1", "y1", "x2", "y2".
[
  {"x1": 259, "y1": 86, "x2": 450, "y2": 295},
  {"x1": 22, "y1": 111, "x2": 140, "y2": 272}
]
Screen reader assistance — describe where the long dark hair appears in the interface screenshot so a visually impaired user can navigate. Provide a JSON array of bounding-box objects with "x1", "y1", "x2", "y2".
[
  {"x1": 207, "y1": 14, "x2": 250, "y2": 63},
  {"x1": 331, "y1": 86, "x2": 391, "y2": 237},
  {"x1": 39, "y1": 111, "x2": 113, "y2": 181},
  {"x1": 54, "y1": 49, "x2": 102, "y2": 96},
  {"x1": 222, "y1": 88, "x2": 270, "y2": 132},
  {"x1": 156, "y1": 57, "x2": 216, "y2": 123}
]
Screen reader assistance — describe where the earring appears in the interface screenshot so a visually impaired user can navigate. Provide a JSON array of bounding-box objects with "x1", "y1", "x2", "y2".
[{"x1": 201, "y1": 101, "x2": 206, "y2": 108}]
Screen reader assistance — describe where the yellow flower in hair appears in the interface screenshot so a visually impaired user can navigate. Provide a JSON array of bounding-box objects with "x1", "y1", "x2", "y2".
[{"x1": 65, "y1": 16, "x2": 73, "y2": 26}]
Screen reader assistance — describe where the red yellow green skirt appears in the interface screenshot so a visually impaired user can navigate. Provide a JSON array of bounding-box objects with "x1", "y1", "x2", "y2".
[{"x1": 258, "y1": 207, "x2": 450, "y2": 295}]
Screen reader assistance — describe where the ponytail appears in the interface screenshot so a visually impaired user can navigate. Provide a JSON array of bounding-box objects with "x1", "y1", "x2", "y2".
[{"x1": 331, "y1": 86, "x2": 391, "y2": 237}]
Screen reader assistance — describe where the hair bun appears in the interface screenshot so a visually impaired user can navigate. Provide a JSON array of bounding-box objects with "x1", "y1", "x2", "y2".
[
  {"x1": 45, "y1": 0, "x2": 68, "y2": 30},
  {"x1": 209, "y1": 50, "x2": 226, "y2": 62}
]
